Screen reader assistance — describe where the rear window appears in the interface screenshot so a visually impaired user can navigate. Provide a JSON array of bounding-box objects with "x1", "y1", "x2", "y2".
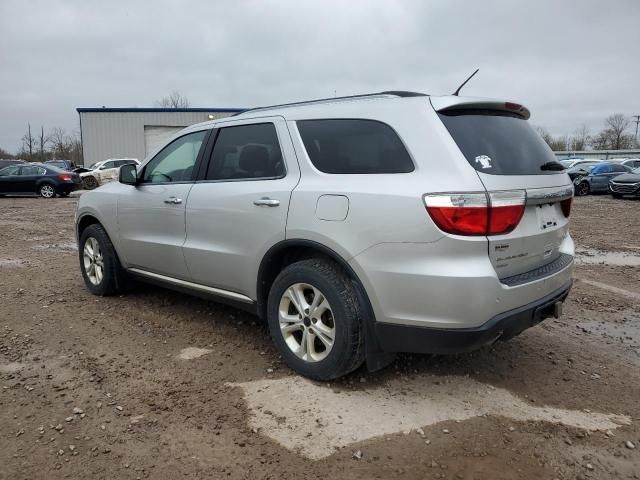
[
  {"x1": 297, "y1": 119, "x2": 414, "y2": 174},
  {"x1": 438, "y1": 110, "x2": 559, "y2": 175}
]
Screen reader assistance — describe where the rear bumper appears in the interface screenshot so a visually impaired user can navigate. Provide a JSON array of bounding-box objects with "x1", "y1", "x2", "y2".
[
  {"x1": 57, "y1": 182, "x2": 81, "y2": 194},
  {"x1": 375, "y1": 280, "x2": 572, "y2": 354}
]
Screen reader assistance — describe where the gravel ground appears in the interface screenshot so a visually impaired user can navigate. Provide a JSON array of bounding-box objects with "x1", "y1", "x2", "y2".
[{"x1": 1, "y1": 194, "x2": 639, "y2": 480}]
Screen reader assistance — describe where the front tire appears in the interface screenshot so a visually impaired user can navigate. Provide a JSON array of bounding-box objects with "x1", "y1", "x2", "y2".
[
  {"x1": 575, "y1": 182, "x2": 590, "y2": 196},
  {"x1": 83, "y1": 176, "x2": 99, "y2": 190},
  {"x1": 38, "y1": 183, "x2": 56, "y2": 198},
  {"x1": 267, "y1": 258, "x2": 365, "y2": 380},
  {"x1": 79, "y1": 224, "x2": 128, "y2": 296}
]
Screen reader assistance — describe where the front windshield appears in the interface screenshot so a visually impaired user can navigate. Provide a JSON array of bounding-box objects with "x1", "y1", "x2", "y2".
[
  {"x1": 88, "y1": 162, "x2": 99, "y2": 170},
  {"x1": 559, "y1": 160, "x2": 573, "y2": 167}
]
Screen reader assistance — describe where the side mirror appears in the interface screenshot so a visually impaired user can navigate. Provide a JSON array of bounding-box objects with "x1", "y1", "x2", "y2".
[{"x1": 119, "y1": 164, "x2": 139, "y2": 185}]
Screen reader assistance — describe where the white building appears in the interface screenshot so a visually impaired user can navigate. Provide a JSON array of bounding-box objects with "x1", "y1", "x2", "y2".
[{"x1": 77, "y1": 107, "x2": 243, "y2": 167}]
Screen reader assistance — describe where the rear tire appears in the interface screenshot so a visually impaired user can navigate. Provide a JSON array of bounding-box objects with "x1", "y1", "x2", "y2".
[
  {"x1": 575, "y1": 182, "x2": 590, "y2": 196},
  {"x1": 267, "y1": 258, "x2": 365, "y2": 380},
  {"x1": 79, "y1": 224, "x2": 130, "y2": 296},
  {"x1": 38, "y1": 183, "x2": 56, "y2": 198}
]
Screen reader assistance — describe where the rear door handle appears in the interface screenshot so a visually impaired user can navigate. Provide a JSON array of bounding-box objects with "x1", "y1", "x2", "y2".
[
  {"x1": 164, "y1": 197, "x2": 182, "y2": 205},
  {"x1": 253, "y1": 197, "x2": 280, "y2": 207}
]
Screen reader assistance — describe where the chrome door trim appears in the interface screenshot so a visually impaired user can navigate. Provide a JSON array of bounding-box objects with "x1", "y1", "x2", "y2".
[{"x1": 128, "y1": 268, "x2": 254, "y2": 304}]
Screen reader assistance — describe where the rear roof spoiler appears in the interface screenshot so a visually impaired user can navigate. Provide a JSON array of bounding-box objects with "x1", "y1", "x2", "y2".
[{"x1": 430, "y1": 96, "x2": 531, "y2": 120}]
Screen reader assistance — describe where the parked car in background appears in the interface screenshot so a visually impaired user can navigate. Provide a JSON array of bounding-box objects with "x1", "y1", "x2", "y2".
[
  {"x1": 609, "y1": 166, "x2": 640, "y2": 198},
  {"x1": 0, "y1": 159, "x2": 25, "y2": 170},
  {"x1": 45, "y1": 159, "x2": 76, "y2": 171},
  {"x1": 559, "y1": 158, "x2": 602, "y2": 169},
  {"x1": 566, "y1": 162, "x2": 602, "y2": 181},
  {"x1": 608, "y1": 158, "x2": 640, "y2": 169},
  {"x1": 76, "y1": 92, "x2": 574, "y2": 380},
  {"x1": 78, "y1": 158, "x2": 139, "y2": 189},
  {"x1": 0, "y1": 163, "x2": 82, "y2": 198},
  {"x1": 572, "y1": 162, "x2": 631, "y2": 196}
]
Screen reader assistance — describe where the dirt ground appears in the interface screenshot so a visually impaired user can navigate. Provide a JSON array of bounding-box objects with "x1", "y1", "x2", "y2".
[{"x1": 1, "y1": 194, "x2": 639, "y2": 480}]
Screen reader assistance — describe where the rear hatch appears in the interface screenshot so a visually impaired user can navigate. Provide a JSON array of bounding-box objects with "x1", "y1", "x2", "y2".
[{"x1": 432, "y1": 98, "x2": 573, "y2": 280}]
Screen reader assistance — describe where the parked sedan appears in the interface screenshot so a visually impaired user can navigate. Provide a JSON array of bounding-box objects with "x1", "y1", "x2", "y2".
[
  {"x1": 609, "y1": 166, "x2": 640, "y2": 198},
  {"x1": 608, "y1": 158, "x2": 640, "y2": 169},
  {"x1": 566, "y1": 161, "x2": 602, "y2": 181},
  {"x1": 0, "y1": 163, "x2": 82, "y2": 198},
  {"x1": 0, "y1": 159, "x2": 25, "y2": 169},
  {"x1": 572, "y1": 162, "x2": 631, "y2": 196},
  {"x1": 559, "y1": 158, "x2": 603, "y2": 169},
  {"x1": 45, "y1": 159, "x2": 76, "y2": 171}
]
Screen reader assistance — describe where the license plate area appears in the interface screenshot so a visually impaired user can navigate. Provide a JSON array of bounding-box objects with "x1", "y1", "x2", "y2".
[{"x1": 536, "y1": 203, "x2": 558, "y2": 231}]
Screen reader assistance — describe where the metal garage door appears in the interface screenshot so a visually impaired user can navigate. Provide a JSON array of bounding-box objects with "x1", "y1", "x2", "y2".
[{"x1": 144, "y1": 126, "x2": 186, "y2": 157}]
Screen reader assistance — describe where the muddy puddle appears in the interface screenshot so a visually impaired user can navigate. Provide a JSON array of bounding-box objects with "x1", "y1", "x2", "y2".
[
  {"x1": 31, "y1": 242, "x2": 77, "y2": 253},
  {"x1": 575, "y1": 248, "x2": 640, "y2": 267},
  {"x1": 0, "y1": 258, "x2": 27, "y2": 268},
  {"x1": 231, "y1": 375, "x2": 631, "y2": 460}
]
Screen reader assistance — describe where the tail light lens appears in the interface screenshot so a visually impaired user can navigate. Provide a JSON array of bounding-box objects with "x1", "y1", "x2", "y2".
[
  {"x1": 424, "y1": 191, "x2": 526, "y2": 236},
  {"x1": 424, "y1": 193, "x2": 488, "y2": 235},
  {"x1": 487, "y1": 191, "x2": 526, "y2": 235},
  {"x1": 58, "y1": 173, "x2": 73, "y2": 181},
  {"x1": 560, "y1": 197, "x2": 572, "y2": 217}
]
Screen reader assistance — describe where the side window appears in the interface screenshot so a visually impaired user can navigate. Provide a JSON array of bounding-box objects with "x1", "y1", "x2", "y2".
[
  {"x1": 297, "y1": 119, "x2": 414, "y2": 174},
  {"x1": 611, "y1": 164, "x2": 626, "y2": 172},
  {"x1": 0, "y1": 166, "x2": 20, "y2": 176},
  {"x1": 142, "y1": 130, "x2": 207, "y2": 184},
  {"x1": 102, "y1": 161, "x2": 116, "y2": 169},
  {"x1": 206, "y1": 123, "x2": 284, "y2": 181},
  {"x1": 21, "y1": 166, "x2": 44, "y2": 176}
]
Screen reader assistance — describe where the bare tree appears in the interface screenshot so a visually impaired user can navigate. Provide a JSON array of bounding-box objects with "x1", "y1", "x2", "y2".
[
  {"x1": 21, "y1": 123, "x2": 36, "y2": 160},
  {"x1": 38, "y1": 126, "x2": 50, "y2": 161},
  {"x1": 592, "y1": 114, "x2": 633, "y2": 150},
  {"x1": 49, "y1": 127, "x2": 72, "y2": 158},
  {"x1": 569, "y1": 124, "x2": 590, "y2": 151},
  {"x1": 155, "y1": 90, "x2": 190, "y2": 108},
  {"x1": 605, "y1": 114, "x2": 632, "y2": 149},
  {"x1": 0, "y1": 147, "x2": 14, "y2": 159},
  {"x1": 535, "y1": 126, "x2": 567, "y2": 151}
]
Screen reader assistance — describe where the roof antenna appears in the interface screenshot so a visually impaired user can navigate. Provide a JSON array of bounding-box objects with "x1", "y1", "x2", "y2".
[{"x1": 452, "y1": 68, "x2": 479, "y2": 96}]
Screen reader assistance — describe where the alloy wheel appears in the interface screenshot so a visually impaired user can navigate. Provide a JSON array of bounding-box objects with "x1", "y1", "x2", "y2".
[
  {"x1": 278, "y1": 283, "x2": 335, "y2": 362},
  {"x1": 83, "y1": 237, "x2": 104, "y2": 285},
  {"x1": 578, "y1": 183, "x2": 589, "y2": 196},
  {"x1": 40, "y1": 184, "x2": 55, "y2": 198}
]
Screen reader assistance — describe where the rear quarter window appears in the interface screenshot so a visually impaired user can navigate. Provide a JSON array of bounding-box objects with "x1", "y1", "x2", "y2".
[
  {"x1": 438, "y1": 110, "x2": 560, "y2": 175},
  {"x1": 296, "y1": 119, "x2": 414, "y2": 174}
]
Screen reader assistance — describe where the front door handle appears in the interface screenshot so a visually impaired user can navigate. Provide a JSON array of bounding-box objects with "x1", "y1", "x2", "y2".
[
  {"x1": 253, "y1": 197, "x2": 280, "y2": 207},
  {"x1": 164, "y1": 197, "x2": 183, "y2": 205}
]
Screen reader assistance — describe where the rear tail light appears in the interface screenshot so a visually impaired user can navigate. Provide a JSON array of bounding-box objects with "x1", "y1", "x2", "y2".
[
  {"x1": 58, "y1": 173, "x2": 73, "y2": 181},
  {"x1": 487, "y1": 191, "x2": 526, "y2": 235},
  {"x1": 424, "y1": 191, "x2": 526, "y2": 236},
  {"x1": 560, "y1": 197, "x2": 572, "y2": 218}
]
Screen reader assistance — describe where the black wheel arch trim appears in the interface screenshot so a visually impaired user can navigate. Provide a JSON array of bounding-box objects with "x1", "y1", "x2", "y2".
[{"x1": 257, "y1": 239, "x2": 396, "y2": 372}]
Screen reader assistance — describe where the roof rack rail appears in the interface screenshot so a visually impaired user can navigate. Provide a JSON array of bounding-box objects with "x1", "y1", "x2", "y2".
[{"x1": 232, "y1": 90, "x2": 427, "y2": 116}]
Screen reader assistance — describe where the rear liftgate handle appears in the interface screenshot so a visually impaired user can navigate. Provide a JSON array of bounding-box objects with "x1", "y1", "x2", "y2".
[{"x1": 253, "y1": 197, "x2": 280, "y2": 207}]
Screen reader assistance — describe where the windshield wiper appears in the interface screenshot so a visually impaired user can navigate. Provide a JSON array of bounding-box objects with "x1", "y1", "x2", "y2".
[{"x1": 540, "y1": 161, "x2": 565, "y2": 171}]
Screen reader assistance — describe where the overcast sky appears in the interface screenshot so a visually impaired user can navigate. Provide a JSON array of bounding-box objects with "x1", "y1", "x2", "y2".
[{"x1": 1, "y1": 0, "x2": 639, "y2": 153}]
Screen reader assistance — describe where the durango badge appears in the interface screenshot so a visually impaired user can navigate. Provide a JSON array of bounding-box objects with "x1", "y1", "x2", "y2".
[{"x1": 475, "y1": 155, "x2": 492, "y2": 169}]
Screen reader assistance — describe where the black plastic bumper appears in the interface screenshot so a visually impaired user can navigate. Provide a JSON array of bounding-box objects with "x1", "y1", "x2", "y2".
[{"x1": 375, "y1": 280, "x2": 572, "y2": 355}]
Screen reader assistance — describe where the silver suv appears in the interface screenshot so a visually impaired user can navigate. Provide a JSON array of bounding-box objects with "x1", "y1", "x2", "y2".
[{"x1": 76, "y1": 91, "x2": 574, "y2": 380}]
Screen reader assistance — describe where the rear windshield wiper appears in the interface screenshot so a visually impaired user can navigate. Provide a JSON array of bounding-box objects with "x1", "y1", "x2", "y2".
[{"x1": 540, "y1": 161, "x2": 565, "y2": 171}]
